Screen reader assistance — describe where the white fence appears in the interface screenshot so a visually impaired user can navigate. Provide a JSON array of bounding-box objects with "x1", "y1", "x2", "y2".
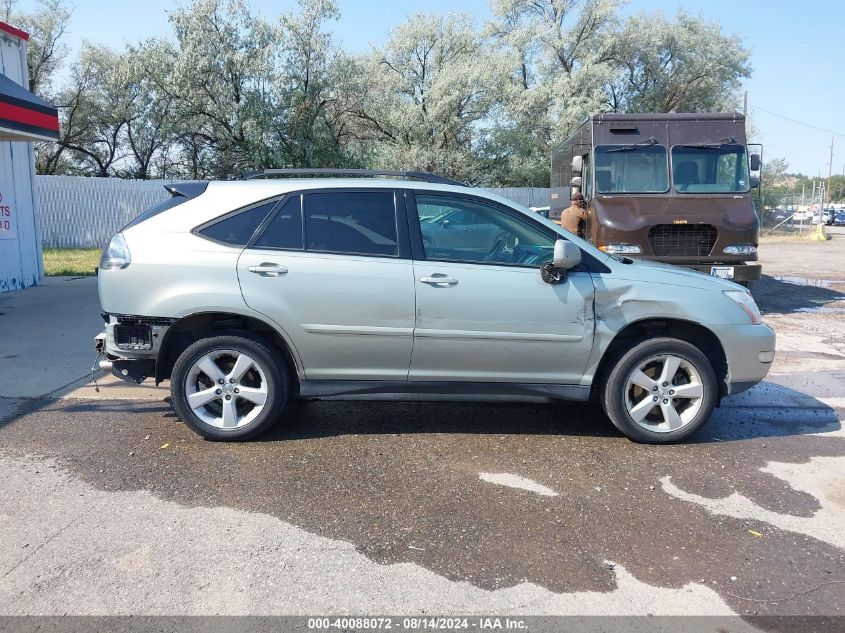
[
  {"x1": 38, "y1": 176, "x2": 174, "y2": 248},
  {"x1": 36, "y1": 175, "x2": 550, "y2": 248}
]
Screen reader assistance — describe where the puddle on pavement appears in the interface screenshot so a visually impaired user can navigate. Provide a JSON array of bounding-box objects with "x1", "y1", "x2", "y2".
[
  {"x1": 773, "y1": 276, "x2": 845, "y2": 289},
  {"x1": 796, "y1": 306, "x2": 845, "y2": 314}
]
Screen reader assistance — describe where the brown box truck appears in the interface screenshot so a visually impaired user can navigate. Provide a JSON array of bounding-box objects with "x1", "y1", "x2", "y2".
[{"x1": 551, "y1": 112, "x2": 762, "y2": 284}]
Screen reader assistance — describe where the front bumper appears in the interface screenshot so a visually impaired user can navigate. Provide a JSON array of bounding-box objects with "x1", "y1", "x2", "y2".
[
  {"x1": 709, "y1": 322, "x2": 776, "y2": 394},
  {"x1": 683, "y1": 263, "x2": 762, "y2": 282}
]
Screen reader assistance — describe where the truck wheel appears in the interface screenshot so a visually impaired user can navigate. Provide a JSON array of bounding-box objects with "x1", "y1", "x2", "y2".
[
  {"x1": 170, "y1": 334, "x2": 288, "y2": 441},
  {"x1": 601, "y1": 337, "x2": 717, "y2": 443}
]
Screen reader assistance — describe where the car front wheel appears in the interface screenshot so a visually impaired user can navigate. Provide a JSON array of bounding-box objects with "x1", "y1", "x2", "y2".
[
  {"x1": 171, "y1": 334, "x2": 288, "y2": 440},
  {"x1": 601, "y1": 337, "x2": 718, "y2": 443}
]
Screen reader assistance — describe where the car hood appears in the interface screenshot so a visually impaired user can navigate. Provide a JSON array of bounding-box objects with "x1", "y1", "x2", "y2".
[{"x1": 607, "y1": 257, "x2": 745, "y2": 292}]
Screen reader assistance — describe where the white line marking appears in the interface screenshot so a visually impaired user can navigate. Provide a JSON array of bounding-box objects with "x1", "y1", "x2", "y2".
[{"x1": 478, "y1": 472, "x2": 559, "y2": 497}]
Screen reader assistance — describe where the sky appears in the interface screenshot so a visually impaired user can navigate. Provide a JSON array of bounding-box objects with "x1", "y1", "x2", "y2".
[{"x1": 10, "y1": 0, "x2": 845, "y2": 178}]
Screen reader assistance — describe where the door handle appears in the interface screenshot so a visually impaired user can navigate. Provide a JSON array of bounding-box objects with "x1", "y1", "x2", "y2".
[
  {"x1": 419, "y1": 274, "x2": 458, "y2": 286},
  {"x1": 248, "y1": 263, "x2": 288, "y2": 277}
]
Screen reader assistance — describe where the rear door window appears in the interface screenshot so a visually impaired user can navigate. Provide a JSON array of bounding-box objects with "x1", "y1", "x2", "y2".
[
  {"x1": 198, "y1": 200, "x2": 278, "y2": 246},
  {"x1": 303, "y1": 191, "x2": 398, "y2": 256}
]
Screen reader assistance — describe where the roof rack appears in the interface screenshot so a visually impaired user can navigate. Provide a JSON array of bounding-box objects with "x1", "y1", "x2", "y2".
[{"x1": 238, "y1": 168, "x2": 467, "y2": 187}]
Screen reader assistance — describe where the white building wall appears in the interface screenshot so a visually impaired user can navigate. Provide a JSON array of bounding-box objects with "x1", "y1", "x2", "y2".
[{"x1": 0, "y1": 29, "x2": 42, "y2": 292}]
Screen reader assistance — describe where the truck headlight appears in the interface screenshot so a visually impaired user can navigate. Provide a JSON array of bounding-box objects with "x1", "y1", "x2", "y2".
[
  {"x1": 598, "y1": 243, "x2": 642, "y2": 254},
  {"x1": 724, "y1": 290, "x2": 762, "y2": 325},
  {"x1": 723, "y1": 244, "x2": 757, "y2": 255},
  {"x1": 100, "y1": 233, "x2": 131, "y2": 270}
]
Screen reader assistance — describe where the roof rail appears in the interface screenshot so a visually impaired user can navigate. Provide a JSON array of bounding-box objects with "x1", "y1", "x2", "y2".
[{"x1": 238, "y1": 168, "x2": 467, "y2": 187}]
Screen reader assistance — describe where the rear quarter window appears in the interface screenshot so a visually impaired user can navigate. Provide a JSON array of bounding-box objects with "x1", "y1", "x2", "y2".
[{"x1": 197, "y1": 200, "x2": 279, "y2": 246}]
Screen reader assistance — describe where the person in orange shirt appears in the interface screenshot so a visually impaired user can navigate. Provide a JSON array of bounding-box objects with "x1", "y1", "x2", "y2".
[{"x1": 560, "y1": 192, "x2": 589, "y2": 238}]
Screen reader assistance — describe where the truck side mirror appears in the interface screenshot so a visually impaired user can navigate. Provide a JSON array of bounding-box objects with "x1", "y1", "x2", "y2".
[
  {"x1": 749, "y1": 153, "x2": 761, "y2": 172},
  {"x1": 750, "y1": 176, "x2": 760, "y2": 189},
  {"x1": 571, "y1": 155, "x2": 583, "y2": 175},
  {"x1": 570, "y1": 176, "x2": 582, "y2": 188}
]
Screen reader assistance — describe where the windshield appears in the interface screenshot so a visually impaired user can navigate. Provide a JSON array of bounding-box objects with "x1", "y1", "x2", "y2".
[
  {"x1": 594, "y1": 144, "x2": 669, "y2": 194},
  {"x1": 671, "y1": 144, "x2": 750, "y2": 193}
]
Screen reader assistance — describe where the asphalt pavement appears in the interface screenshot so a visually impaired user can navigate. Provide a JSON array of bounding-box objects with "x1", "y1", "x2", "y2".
[{"x1": 0, "y1": 239, "x2": 843, "y2": 626}]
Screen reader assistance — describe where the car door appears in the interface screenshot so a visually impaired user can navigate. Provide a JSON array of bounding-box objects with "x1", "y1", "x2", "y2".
[
  {"x1": 408, "y1": 191, "x2": 596, "y2": 384},
  {"x1": 237, "y1": 189, "x2": 415, "y2": 381}
]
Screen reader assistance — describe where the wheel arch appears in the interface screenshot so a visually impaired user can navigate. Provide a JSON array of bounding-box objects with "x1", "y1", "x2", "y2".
[
  {"x1": 592, "y1": 318, "x2": 728, "y2": 399},
  {"x1": 155, "y1": 311, "x2": 302, "y2": 394}
]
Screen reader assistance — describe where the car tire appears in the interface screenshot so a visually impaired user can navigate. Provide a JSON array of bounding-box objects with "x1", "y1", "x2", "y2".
[
  {"x1": 170, "y1": 333, "x2": 288, "y2": 441},
  {"x1": 600, "y1": 337, "x2": 718, "y2": 444}
]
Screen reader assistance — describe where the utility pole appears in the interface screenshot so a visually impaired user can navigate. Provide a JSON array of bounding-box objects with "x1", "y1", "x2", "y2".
[
  {"x1": 826, "y1": 136, "x2": 834, "y2": 204},
  {"x1": 743, "y1": 91, "x2": 748, "y2": 116}
]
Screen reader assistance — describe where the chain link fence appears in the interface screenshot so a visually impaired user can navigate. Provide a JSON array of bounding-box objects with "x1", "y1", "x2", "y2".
[
  {"x1": 35, "y1": 175, "x2": 551, "y2": 249},
  {"x1": 758, "y1": 191, "x2": 827, "y2": 237},
  {"x1": 38, "y1": 176, "x2": 185, "y2": 248}
]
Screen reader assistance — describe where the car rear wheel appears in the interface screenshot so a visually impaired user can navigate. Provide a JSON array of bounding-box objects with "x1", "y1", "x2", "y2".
[
  {"x1": 171, "y1": 334, "x2": 287, "y2": 440},
  {"x1": 601, "y1": 337, "x2": 717, "y2": 443}
]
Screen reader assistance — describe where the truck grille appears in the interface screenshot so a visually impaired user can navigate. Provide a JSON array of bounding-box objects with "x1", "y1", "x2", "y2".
[{"x1": 648, "y1": 224, "x2": 717, "y2": 257}]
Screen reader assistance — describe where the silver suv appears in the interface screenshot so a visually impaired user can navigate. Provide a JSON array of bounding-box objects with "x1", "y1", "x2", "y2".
[{"x1": 95, "y1": 169, "x2": 775, "y2": 443}]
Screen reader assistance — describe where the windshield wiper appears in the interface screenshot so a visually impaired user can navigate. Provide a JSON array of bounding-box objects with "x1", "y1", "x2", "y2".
[
  {"x1": 606, "y1": 137, "x2": 659, "y2": 153},
  {"x1": 679, "y1": 137, "x2": 737, "y2": 149}
]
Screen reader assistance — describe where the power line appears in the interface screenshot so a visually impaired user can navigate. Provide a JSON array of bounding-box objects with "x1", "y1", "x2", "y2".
[{"x1": 752, "y1": 106, "x2": 845, "y2": 137}]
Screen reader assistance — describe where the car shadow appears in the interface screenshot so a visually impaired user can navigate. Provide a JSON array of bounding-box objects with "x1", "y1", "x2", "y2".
[
  {"x1": 753, "y1": 274, "x2": 845, "y2": 314},
  {"x1": 254, "y1": 381, "x2": 839, "y2": 445}
]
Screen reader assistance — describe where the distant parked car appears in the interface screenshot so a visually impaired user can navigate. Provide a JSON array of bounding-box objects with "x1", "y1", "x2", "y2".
[
  {"x1": 822, "y1": 210, "x2": 834, "y2": 225},
  {"x1": 834, "y1": 212, "x2": 845, "y2": 226}
]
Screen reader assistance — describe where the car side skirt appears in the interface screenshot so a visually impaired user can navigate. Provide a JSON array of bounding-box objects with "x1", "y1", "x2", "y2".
[{"x1": 298, "y1": 380, "x2": 590, "y2": 401}]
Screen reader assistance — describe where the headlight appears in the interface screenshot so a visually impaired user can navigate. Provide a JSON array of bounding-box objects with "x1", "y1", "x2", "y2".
[
  {"x1": 723, "y1": 244, "x2": 757, "y2": 255},
  {"x1": 100, "y1": 233, "x2": 131, "y2": 270},
  {"x1": 724, "y1": 290, "x2": 762, "y2": 325},
  {"x1": 598, "y1": 243, "x2": 642, "y2": 254}
]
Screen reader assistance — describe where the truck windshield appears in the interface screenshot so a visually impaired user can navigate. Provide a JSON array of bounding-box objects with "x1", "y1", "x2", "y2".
[
  {"x1": 594, "y1": 144, "x2": 669, "y2": 194},
  {"x1": 671, "y1": 144, "x2": 750, "y2": 193}
]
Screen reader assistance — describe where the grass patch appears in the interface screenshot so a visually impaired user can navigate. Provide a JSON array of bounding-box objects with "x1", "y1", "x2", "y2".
[{"x1": 42, "y1": 248, "x2": 101, "y2": 276}]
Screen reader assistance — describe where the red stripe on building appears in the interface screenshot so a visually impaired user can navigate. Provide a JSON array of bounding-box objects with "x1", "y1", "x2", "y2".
[
  {"x1": 0, "y1": 21, "x2": 29, "y2": 41},
  {"x1": 0, "y1": 101, "x2": 59, "y2": 132}
]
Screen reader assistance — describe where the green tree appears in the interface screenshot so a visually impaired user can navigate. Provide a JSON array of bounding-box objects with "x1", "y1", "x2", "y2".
[
  {"x1": 2, "y1": 0, "x2": 71, "y2": 94},
  {"x1": 274, "y1": 0, "x2": 354, "y2": 168},
  {"x1": 483, "y1": 0, "x2": 620, "y2": 185},
  {"x1": 166, "y1": 0, "x2": 279, "y2": 178},
  {"x1": 350, "y1": 12, "x2": 507, "y2": 183},
  {"x1": 606, "y1": 11, "x2": 751, "y2": 113}
]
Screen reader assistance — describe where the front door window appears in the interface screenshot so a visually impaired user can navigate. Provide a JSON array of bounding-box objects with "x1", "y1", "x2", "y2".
[{"x1": 415, "y1": 193, "x2": 556, "y2": 267}]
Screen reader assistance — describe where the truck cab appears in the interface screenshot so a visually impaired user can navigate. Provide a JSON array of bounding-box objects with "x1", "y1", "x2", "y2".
[{"x1": 551, "y1": 113, "x2": 762, "y2": 284}]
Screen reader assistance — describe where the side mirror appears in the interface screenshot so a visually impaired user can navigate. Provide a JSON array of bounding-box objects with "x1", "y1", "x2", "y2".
[
  {"x1": 750, "y1": 176, "x2": 760, "y2": 189},
  {"x1": 570, "y1": 176, "x2": 582, "y2": 188},
  {"x1": 749, "y1": 153, "x2": 761, "y2": 172},
  {"x1": 553, "y1": 239, "x2": 581, "y2": 270},
  {"x1": 571, "y1": 155, "x2": 583, "y2": 175},
  {"x1": 442, "y1": 219, "x2": 451, "y2": 228}
]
